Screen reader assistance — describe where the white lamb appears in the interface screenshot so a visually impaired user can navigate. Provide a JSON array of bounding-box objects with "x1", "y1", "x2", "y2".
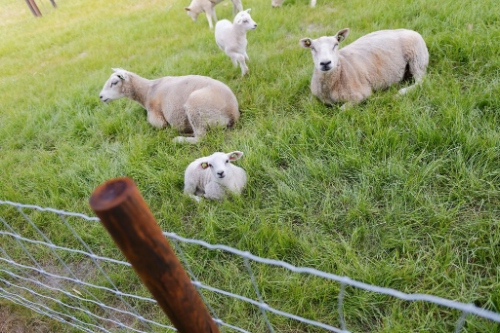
[
  {"x1": 272, "y1": 0, "x2": 316, "y2": 7},
  {"x1": 215, "y1": 9, "x2": 257, "y2": 76},
  {"x1": 300, "y1": 28, "x2": 429, "y2": 108},
  {"x1": 185, "y1": 0, "x2": 243, "y2": 29},
  {"x1": 184, "y1": 151, "x2": 247, "y2": 201},
  {"x1": 99, "y1": 68, "x2": 239, "y2": 144}
]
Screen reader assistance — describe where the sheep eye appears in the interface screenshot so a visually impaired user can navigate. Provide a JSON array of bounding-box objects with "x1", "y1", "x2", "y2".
[
  {"x1": 209, "y1": 163, "x2": 213, "y2": 168},
  {"x1": 226, "y1": 160, "x2": 229, "y2": 163},
  {"x1": 243, "y1": 20, "x2": 248, "y2": 23},
  {"x1": 110, "y1": 80, "x2": 118, "y2": 87}
]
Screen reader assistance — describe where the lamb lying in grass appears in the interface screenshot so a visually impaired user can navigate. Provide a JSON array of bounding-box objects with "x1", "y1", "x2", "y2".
[
  {"x1": 99, "y1": 68, "x2": 239, "y2": 144},
  {"x1": 300, "y1": 28, "x2": 429, "y2": 108},
  {"x1": 184, "y1": 151, "x2": 247, "y2": 201},
  {"x1": 215, "y1": 9, "x2": 257, "y2": 76},
  {"x1": 185, "y1": 0, "x2": 243, "y2": 29}
]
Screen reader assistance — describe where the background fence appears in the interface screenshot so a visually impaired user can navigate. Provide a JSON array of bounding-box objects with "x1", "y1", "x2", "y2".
[{"x1": 1, "y1": 198, "x2": 500, "y2": 332}]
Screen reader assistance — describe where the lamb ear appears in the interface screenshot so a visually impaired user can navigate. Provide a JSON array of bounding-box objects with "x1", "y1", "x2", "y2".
[
  {"x1": 228, "y1": 151, "x2": 244, "y2": 161},
  {"x1": 201, "y1": 162, "x2": 209, "y2": 169},
  {"x1": 300, "y1": 38, "x2": 313, "y2": 49},
  {"x1": 246, "y1": 8, "x2": 251, "y2": 13},
  {"x1": 336, "y1": 28, "x2": 350, "y2": 42}
]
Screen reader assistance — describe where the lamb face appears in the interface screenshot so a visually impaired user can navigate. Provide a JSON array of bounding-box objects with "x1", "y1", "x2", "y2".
[
  {"x1": 234, "y1": 9, "x2": 257, "y2": 30},
  {"x1": 202, "y1": 151, "x2": 243, "y2": 181}
]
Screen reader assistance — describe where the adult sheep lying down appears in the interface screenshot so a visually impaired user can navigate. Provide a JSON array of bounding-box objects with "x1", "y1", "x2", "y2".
[
  {"x1": 99, "y1": 68, "x2": 240, "y2": 143},
  {"x1": 300, "y1": 28, "x2": 429, "y2": 108}
]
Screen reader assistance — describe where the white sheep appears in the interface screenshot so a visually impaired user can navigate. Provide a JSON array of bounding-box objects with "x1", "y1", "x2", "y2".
[
  {"x1": 99, "y1": 68, "x2": 239, "y2": 144},
  {"x1": 272, "y1": 0, "x2": 316, "y2": 7},
  {"x1": 185, "y1": 0, "x2": 243, "y2": 29},
  {"x1": 300, "y1": 28, "x2": 429, "y2": 108},
  {"x1": 184, "y1": 151, "x2": 247, "y2": 201},
  {"x1": 215, "y1": 9, "x2": 257, "y2": 76}
]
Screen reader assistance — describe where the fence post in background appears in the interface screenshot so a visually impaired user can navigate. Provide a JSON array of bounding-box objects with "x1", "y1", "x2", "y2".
[
  {"x1": 25, "y1": 0, "x2": 42, "y2": 17},
  {"x1": 49, "y1": 0, "x2": 57, "y2": 8},
  {"x1": 89, "y1": 177, "x2": 221, "y2": 333}
]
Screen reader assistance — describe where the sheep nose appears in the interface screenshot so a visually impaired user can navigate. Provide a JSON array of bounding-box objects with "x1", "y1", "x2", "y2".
[
  {"x1": 217, "y1": 171, "x2": 225, "y2": 178},
  {"x1": 99, "y1": 95, "x2": 103, "y2": 99},
  {"x1": 320, "y1": 60, "x2": 332, "y2": 71}
]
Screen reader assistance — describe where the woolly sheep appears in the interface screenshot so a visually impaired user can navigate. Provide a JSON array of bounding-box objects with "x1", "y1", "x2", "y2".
[
  {"x1": 185, "y1": 0, "x2": 243, "y2": 29},
  {"x1": 272, "y1": 0, "x2": 316, "y2": 7},
  {"x1": 215, "y1": 9, "x2": 257, "y2": 76},
  {"x1": 300, "y1": 28, "x2": 429, "y2": 108},
  {"x1": 99, "y1": 68, "x2": 239, "y2": 144},
  {"x1": 184, "y1": 151, "x2": 247, "y2": 201}
]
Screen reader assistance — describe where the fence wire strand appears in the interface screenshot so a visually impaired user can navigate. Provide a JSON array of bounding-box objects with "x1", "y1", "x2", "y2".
[{"x1": 1, "y1": 200, "x2": 499, "y2": 333}]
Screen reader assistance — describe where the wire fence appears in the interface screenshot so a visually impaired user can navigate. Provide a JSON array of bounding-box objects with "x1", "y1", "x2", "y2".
[{"x1": 1, "y1": 199, "x2": 500, "y2": 332}]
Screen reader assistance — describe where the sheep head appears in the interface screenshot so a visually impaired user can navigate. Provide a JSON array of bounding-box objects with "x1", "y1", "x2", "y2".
[
  {"x1": 99, "y1": 68, "x2": 129, "y2": 102},
  {"x1": 234, "y1": 9, "x2": 257, "y2": 30},
  {"x1": 300, "y1": 28, "x2": 350, "y2": 72},
  {"x1": 201, "y1": 151, "x2": 244, "y2": 180}
]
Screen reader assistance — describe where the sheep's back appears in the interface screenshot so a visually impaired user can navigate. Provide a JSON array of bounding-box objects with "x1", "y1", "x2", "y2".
[
  {"x1": 339, "y1": 29, "x2": 423, "y2": 89},
  {"x1": 215, "y1": 20, "x2": 237, "y2": 49}
]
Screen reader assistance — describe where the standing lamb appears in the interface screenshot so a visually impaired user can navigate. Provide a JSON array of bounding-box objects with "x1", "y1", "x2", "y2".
[
  {"x1": 99, "y1": 68, "x2": 239, "y2": 144},
  {"x1": 300, "y1": 28, "x2": 429, "y2": 108},
  {"x1": 185, "y1": 0, "x2": 243, "y2": 29},
  {"x1": 184, "y1": 151, "x2": 247, "y2": 201},
  {"x1": 272, "y1": 0, "x2": 316, "y2": 7},
  {"x1": 215, "y1": 9, "x2": 257, "y2": 76}
]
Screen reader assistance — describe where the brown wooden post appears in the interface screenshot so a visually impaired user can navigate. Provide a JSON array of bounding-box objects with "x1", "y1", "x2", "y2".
[
  {"x1": 89, "y1": 177, "x2": 220, "y2": 333},
  {"x1": 26, "y1": 0, "x2": 42, "y2": 17}
]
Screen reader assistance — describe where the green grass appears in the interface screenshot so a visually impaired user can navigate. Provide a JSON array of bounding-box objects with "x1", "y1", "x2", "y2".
[{"x1": 1, "y1": 0, "x2": 500, "y2": 331}]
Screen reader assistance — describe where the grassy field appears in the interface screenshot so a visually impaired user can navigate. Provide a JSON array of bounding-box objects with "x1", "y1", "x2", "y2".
[{"x1": 1, "y1": 0, "x2": 500, "y2": 331}]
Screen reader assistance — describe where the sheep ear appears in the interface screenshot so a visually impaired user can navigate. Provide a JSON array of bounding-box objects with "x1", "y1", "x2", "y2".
[
  {"x1": 228, "y1": 151, "x2": 244, "y2": 161},
  {"x1": 201, "y1": 162, "x2": 209, "y2": 169},
  {"x1": 336, "y1": 28, "x2": 350, "y2": 42},
  {"x1": 246, "y1": 8, "x2": 251, "y2": 13},
  {"x1": 300, "y1": 38, "x2": 313, "y2": 48}
]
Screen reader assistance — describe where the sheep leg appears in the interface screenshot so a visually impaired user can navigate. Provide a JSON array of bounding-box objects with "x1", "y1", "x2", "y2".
[
  {"x1": 147, "y1": 110, "x2": 167, "y2": 128},
  {"x1": 399, "y1": 55, "x2": 427, "y2": 95},
  {"x1": 211, "y1": 6, "x2": 218, "y2": 23},
  {"x1": 230, "y1": 53, "x2": 248, "y2": 76},
  {"x1": 205, "y1": 10, "x2": 214, "y2": 29},
  {"x1": 184, "y1": 181, "x2": 202, "y2": 201},
  {"x1": 231, "y1": 0, "x2": 243, "y2": 16},
  {"x1": 175, "y1": 89, "x2": 218, "y2": 144}
]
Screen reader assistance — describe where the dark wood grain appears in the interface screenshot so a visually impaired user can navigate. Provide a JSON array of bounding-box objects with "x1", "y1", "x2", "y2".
[{"x1": 89, "y1": 177, "x2": 220, "y2": 333}]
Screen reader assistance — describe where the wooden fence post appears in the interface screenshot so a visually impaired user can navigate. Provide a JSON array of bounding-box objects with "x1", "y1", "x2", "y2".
[
  {"x1": 25, "y1": 0, "x2": 42, "y2": 17},
  {"x1": 89, "y1": 177, "x2": 221, "y2": 333}
]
